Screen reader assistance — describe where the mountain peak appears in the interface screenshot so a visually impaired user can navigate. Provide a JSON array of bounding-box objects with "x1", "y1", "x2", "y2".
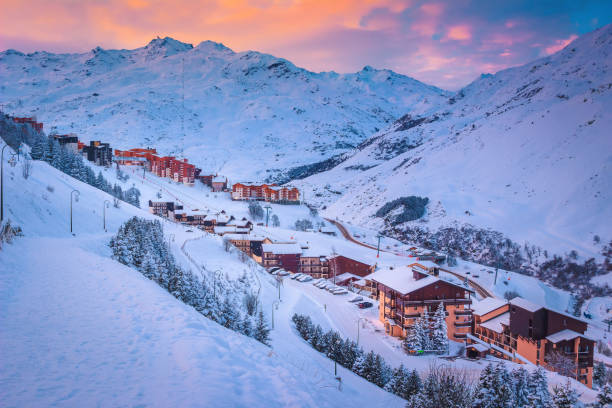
[
  {"x1": 144, "y1": 36, "x2": 193, "y2": 56},
  {"x1": 195, "y1": 40, "x2": 233, "y2": 54}
]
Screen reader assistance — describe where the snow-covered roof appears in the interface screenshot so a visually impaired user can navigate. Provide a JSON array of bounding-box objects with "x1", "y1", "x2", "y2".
[
  {"x1": 262, "y1": 243, "x2": 302, "y2": 255},
  {"x1": 212, "y1": 176, "x2": 226, "y2": 183},
  {"x1": 223, "y1": 233, "x2": 266, "y2": 241},
  {"x1": 232, "y1": 220, "x2": 251, "y2": 227},
  {"x1": 472, "y1": 297, "x2": 507, "y2": 316},
  {"x1": 467, "y1": 343, "x2": 489, "y2": 352},
  {"x1": 369, "y1": 266, "x2": 440, "y2": 295},
  {"x1": 334, "y1": 272, "x2": 359, "y2": 283},
  {"x1": 353, "y1": 279, "x2": 367, "y2": 286},
  {"x1": 509, "y1": 297, "x2": 543, "y2": 312},
  {"x1": 480, "y1": 312, "x2": 509, "y2": 333},
  {"x1": 412, "y1": 260, "x2": 439, "y2": 269},
  {"x1": 546, "y1": 329, "x2": 595, "y2": 343}
]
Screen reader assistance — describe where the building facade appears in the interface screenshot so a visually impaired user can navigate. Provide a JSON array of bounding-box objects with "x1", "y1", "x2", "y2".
[
  {"x1": 370, "y1": 265, "x2": 473, "y2": 342},
  {"x1": 231, "y1": 183, "x2": 300, "y2": 203},
  {"x1": 470, "y1": 297, "x2": 594, "y2": 388},
  {"x1": 262, "y1": 243, "x2": 302, "y2": 272}
]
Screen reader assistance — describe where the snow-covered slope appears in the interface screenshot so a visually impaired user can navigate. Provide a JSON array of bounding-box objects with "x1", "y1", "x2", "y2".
[
  {"x1": 296, "y1": 24, "x2": 612, "y2": 256},
  {"x1": 0, "y1": 156, "x2": 405, "y2": 407},
  {"x1": 0, "y1": 37, "x2": 447, "y2": 180}
]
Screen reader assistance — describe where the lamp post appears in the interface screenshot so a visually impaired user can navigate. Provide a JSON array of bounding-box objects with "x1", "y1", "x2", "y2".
[
  {"x1": 70, "y1": 189, "x2": 80, "y2": 234},
  {"x1": 1, "y1": 144, "x2": 9, "y2": 222},
  {"x1": 357, "y1": 317, "x2": 365, "y2": 345},
  {"x1": 264, "y1": 205, "x2": 271, "y2": 227},
  {"x1": 103, "y1": 200, "x2": 110, "y2": 231},
  {"x1": 271, "y1": 300, "x2": 279, "y2": 329},
  {"x1": 376, "y1": 233, "x2": 383, "y2": 258}
]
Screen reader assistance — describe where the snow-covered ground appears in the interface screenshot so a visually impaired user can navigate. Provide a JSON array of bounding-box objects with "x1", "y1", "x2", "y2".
[{"x1": 0, "y1": 157, "x2": 407, "y2": 407}]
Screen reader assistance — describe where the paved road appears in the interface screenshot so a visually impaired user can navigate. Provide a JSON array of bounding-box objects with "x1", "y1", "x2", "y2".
[{"x1": 326, "y1": 218, "x2": 494, "y2": 299}]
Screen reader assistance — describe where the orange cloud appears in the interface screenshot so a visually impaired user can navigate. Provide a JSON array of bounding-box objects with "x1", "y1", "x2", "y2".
[{"x1": 447, "y1": 25, "x2": 471, "y2": 41}]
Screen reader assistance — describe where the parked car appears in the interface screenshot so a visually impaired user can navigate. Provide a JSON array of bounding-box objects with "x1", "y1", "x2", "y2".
[
  {"x1": 349, "y1": 296, "x2": 364, "y2": 303},
  {"x1": 298, "y1": 275, "x2": 313, "y2": 282},
  {"x1": 269, "y1": 267, "x2": 281, "y2": 273},
  {"x1": 290, "y1": 273, "x2": 303, "y2": 280},
  {"x1": 357, "y1": 302, "x2": 373, "y2": 309},
  {"x1": 277, "y1": 269, "x2": 290, "y2": 276},
  {"x1": 332, "y1": 288, "x2": 348, "y2": 295},
  {"x1": 311, "y1": 278, "x2": 323, "y2": 285}
]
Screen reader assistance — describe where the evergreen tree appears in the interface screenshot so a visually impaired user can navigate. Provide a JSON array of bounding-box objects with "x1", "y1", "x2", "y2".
[
  {"x1": 528, "y1": 367, "x2": 552, "y2": 408},
  {"x1": 431, "y1": 302, "x2": 448, "y2": 354},
  {"x1": 385, "y1": 365, "x2": 420, "y2": 400},
  {"x1": 354, "y1": 351, "x2": 376, "y2": 382},
  {"x1": 238, "y1": 315, "x2": 254, "y2": 337},
  {"x1": 593, "y1": 361, "x2": 607, "y2": 388},
  {"x1": 494, "y1": 365, "x2": 514, "y2": 408},
  {"x1": 474, "y1": 363, "x2": 496, "y2": 408},
  {"x1": 511, "y1": 367, "x2": 530, "y2": 407},
  {"x1": 254, "y1": 310, "x2": 270, "y2": 346},
  {"x1": 596, "y1": 383, "x2": 612, "y2": 407},
  {"x1": 309, "y1": 325, "x2": 325, "y2": 352},
  {"x1": 551, "y1": 380, "x2": 578, "y2": 408},
  {"x1": 30, "y1": 137, "x2": 45, "y2": 160},
  {"x1": 404, "y1": 314, "x2": 430, "y2": 353},
  {"x1": 326, "y1": 331, "x2": 343, "y2": 362}
]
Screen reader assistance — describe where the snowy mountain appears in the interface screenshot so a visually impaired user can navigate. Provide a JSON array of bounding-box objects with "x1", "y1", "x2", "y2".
[
  {"x1": 295, "y1": 24, "x2": 612, "y2": 257},
  {"x1": 0, "y1": 37, "x2": 447, "y2": 180}
]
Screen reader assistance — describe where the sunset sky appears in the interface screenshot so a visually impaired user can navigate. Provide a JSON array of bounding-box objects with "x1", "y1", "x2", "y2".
[{"x1": 1, "y1": 0, "x2": 610, "y2": 89}]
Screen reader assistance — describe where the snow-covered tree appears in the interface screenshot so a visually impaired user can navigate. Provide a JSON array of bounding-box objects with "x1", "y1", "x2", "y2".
[
  {"x1": 551, "y1": 380, "x2": 578, "y2": 408},
  {"x1": 271, "y1": 214, "x2": 280, "y2": 227},
  {"x1": 527, "y1": 367, "x2": 552, "y2": 408},
  {"x1": 385, "y1": 365, "x2": 421, "y2": 400},
  {"x1": 431, "y1": 302, "x2": 448, "y2": 354},
  {"x1": 596, "y1": 384, "x2": 612, "y2": 407},
  {"x1": 593, "y1": 361, "x2": 607, "y2": 388},
  {"x1": 403, "y1": 313, "x2": 430, "y2": 353},
  {"x1": 254, "y1": 310, "x2": 270, "y2": 346},
  {"x1": 511, "y1": 367, "x2": 530, "y2": 407}
]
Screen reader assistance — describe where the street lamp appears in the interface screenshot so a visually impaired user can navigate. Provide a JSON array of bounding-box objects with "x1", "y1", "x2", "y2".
[
  {"x1": 103, "y1": 200, "x2": 110, "y2": 231},
  {"x1": 276, "y1": 275, "x2": 283, "y2": 301},
  {"x1": 376, "y1": 233, "x2": 383, "y2": 258},
  {"x1": 334, "y1": 339, "x2": 341, "y2": 376},
  {"x1": 1, "y1": 144, "x2": 10, "y2": 222},
  {"x1": 70, "y1": 189, "x2": 80, "y2": 234},
  {"x1": 271, "y1": 300, "x2": 279, "y2": 329},
  {"x1": 357, "y1": 317, "x2": 365, "y2": 345}
]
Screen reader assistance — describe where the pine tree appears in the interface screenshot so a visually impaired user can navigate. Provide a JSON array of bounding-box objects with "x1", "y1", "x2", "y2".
[
  {"x1": 431, "y1": 302, "x2": 448, "y2": 354},
  {"x1": 385, "y1": 365, "x2": 419, "y2": 400},
  {"x1": 309, "y1": 325, "x2": 325, "y2": 352},
  {"x1": 528, "y1": 367, "x2": 552, "y2": 408},
  {"x1": 254, "y1": 310, "x2": 270, "y2": 345},
  {"x1": 239, "y1": 314, "x2": 253, "y2": 337},
  {"x1": 511, "y1": 367, "x2": 530, "y2": 407},
  {"x1": 596, "y1": 383, "x2": 612, "y2": 407},
  {"x1": 219, "y1": 297, "x2": 240, "y2": 331},
  {"x1": 551, "y1": 380, "x2": 578, "y2": 408},
  {"x1": 494, "y1": 365, "x2": 514, "y2": 408},
  {"x1": 326, "y1": 331, "x2": 343, "y2": 362},
  {"x1": 593, "y1": 361, "x2": 607, "y2": 388},
  {"x1": 474, "y1": 363, "x2": 496, "y2": 408},
  {"x1": 404, "y1": 314, "x2": 429, "y2": 353},
  {"x1": 30, "y1": 137, "x2": 45, "y2": 160},
  {"x1": 354, "y1": 351, "x2": 376, "y2": 382}
]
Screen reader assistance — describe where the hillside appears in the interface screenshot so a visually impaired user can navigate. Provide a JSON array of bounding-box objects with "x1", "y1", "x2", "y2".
[
  {"x1": 295, "y1": 23, "x2": 612, "y2": 258},
  {"x1": 0, "y1": 157, "x2": 405, "y2": 407},
  {"x1": 0, "y1": 37, "x2": 447, "y2": 180}
]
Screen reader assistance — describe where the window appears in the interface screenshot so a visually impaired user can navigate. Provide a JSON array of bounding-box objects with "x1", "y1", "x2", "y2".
[{"x1": 563, "y1": 319, "x2": 567, "y2": 327}]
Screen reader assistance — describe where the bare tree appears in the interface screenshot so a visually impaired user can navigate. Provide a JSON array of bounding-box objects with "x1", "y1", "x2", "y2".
[{"x1": 545, "y1": 351, "x2": 577, "y2": 378}]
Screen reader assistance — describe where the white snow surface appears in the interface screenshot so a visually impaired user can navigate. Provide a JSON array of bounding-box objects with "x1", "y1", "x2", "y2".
[
  {"x1": 295, "y1": 24, "x2": 612, "y2": 257},
  {"x1": 0, "y1": 158, "x2": 407, "y2": 407}
]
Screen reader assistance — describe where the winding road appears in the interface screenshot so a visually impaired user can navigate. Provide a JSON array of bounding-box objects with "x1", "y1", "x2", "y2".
[{"x1": 326, "y1": 218, "x2": 494, "y2": 299}]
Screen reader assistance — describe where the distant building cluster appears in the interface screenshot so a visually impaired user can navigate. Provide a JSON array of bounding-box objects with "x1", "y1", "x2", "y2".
[
  {"x1": 115, "y1": 148, "x2": 198, "y2": 185},
  {"x1": 231, "y1": 182, "x2": 300, "y2": 203},
  {"x1": 12, "y1": 116, "x2": 43, "y2": 132}
]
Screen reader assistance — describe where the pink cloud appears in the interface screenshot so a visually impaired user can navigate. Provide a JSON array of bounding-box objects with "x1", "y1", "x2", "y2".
[
  {"x1": 420, "y1": 3, "x2": 444, "y2": 16},
  {"x1": 447, "y1": 25, "x2": 471, "y2": 41},
  {"x1": 544, "y1": 34, "x2": 578, "y2": 55}
]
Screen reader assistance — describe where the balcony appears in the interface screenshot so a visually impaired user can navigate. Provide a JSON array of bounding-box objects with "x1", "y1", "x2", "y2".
[{"x1": 454, "y1": 321, "x2": 472, "y2": 327}]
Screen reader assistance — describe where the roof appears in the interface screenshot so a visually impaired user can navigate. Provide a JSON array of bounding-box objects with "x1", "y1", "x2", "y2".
[
  {"x1": 467, "y1": 344, "x2": 490, "y2": 352},
  {"x1": 509, "y1": 297, "x2": 543, "y2": 312},
  {"x1": 480, "y1": 312, "x2": 510, "y2": 333},
  {"x1": 411, "y1": 260, "x2": 439, "y2": 269},
  {"x1": 334, "y1": 273, "x2": 359, "y2": 283},
  {"x1": 472, "y1": 297, "x2": 507, "y2": 316},
  {"x1": 369, "y1": 266, "x2": 441, "y2": 295},
  {"x1": 546, "y1": 329, "x2": 595, "y2": 343},
  {"x1": 212, "y1": 176, "x2": 226, "y2": 183},
  {"x1": 262, "y1": 243, "x2": 302, "y2": 255},
  {"x1": 223, "y1": 233, "x2": 267, "y2": 241}
]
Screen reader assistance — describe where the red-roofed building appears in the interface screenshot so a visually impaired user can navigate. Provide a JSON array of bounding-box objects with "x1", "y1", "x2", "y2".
[{"x1": 231, "y1": 183, "x2": 300, "y2": 203}]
